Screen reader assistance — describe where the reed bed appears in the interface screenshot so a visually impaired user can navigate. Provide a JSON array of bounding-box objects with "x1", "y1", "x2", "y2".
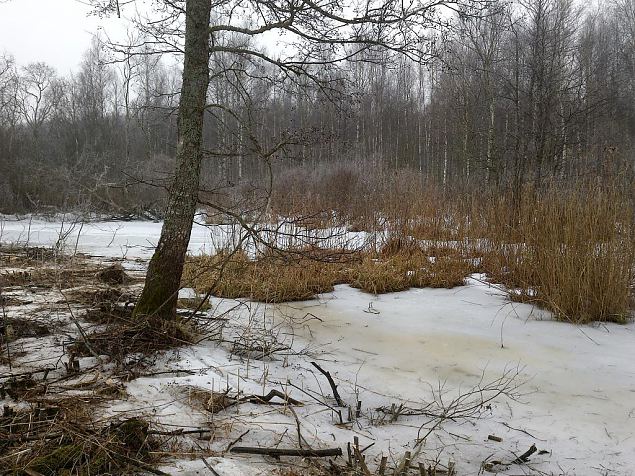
[{"x1": 200, "y1": 163, "x2": 635, "y2": 324}]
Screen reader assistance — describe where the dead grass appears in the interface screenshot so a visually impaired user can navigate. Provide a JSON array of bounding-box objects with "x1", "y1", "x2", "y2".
[
  {"x1": 0, "y1": 245, "x2": 67, "y2": 267},
  {"x1": 1, "y1": 401, "x2": 165, "y2": 475},
  {"x1": 0, "y1": 246, "x2": 140, "y2": 292},
  {"x1": 186, "y1": 387, "x2": 237, "y2": 413},
  {"x1": 233, "y1": 163, "x2": 635, "y2": 322},
  {"x1": 479, "y1": 245, "x2": 530, "y2": 289},
  {"x1": 73, "y1": 306, "x2": 195, "y2": 364},
  {"x1": 183, "y1": 245, "x2": 474, "y2": 301},
  {"x1": 1, "y1": 316, "x2": 50, "y2": 342},
  {"x1": 0, "y1": 251, "x2": 204, "y2": 476},
  {"x1": 182, "y1": 251, "x2": 338, "y2": 303},
  {"x1": 379, "y1": 236, "x2": 422, "y2": 257},
  {"x1": 479, "y1": 184, "x2": 634, "y2": 323},
  {"x1": 0, "y1": 294, "x2": 27, "y2": 307},
  {"x1": 412, "y1": 256, "x2": 473, "y2": 289},
  {"x1": 349, "y1": 255, "x2": 413, "y2": 294},
  {"x1": 177, "y1": 296, "x2": 212, "y2": 311},
  {"x1": 0, "y1": 264, "x2": 129, "y2": 290},
  {"x1": 64, "y1": 285, "x2": 136, "y2": 310}
]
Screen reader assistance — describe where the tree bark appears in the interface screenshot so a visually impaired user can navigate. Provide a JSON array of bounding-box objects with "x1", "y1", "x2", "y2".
[{"x1": 133, "y1": 0, "x2": 211, "y2": 319}]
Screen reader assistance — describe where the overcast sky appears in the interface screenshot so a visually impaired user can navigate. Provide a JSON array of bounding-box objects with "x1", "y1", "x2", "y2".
[{"x1": 0, "y1": 0, "x2": 128, "y2": 74}]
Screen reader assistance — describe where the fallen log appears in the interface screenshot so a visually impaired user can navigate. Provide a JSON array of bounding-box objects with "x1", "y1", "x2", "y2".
[{"x1": 230, "y1": 446, "x2": 342, "y2": 458}]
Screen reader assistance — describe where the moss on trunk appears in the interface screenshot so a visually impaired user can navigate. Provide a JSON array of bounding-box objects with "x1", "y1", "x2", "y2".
[{"x1": 133, "y1": 0, "x2": 211, "y2": 320}]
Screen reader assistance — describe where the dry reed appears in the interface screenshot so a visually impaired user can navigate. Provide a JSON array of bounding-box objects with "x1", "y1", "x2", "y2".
[{"x1": 202, "y1": 163, "x2": 634, "y2": 323}]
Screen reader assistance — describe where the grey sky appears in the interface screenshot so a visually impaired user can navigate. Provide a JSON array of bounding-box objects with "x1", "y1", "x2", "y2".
[{"x1": 0, "y1": 0, "x2": 127, "y2": 74}]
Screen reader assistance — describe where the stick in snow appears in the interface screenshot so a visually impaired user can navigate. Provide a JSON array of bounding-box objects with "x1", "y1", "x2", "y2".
[
  {"x1": 230, "y1": 446, "x2": 342, "y2": 458},
  {"x1": 511, "y1": 444, "x2": 537, "y2": 464},
  {"x1": 240, "y1": 389, "x2": 302, "y2": 406},
  {"x1": 310, "y1": 361, "x2": 344, "y2": 406}
]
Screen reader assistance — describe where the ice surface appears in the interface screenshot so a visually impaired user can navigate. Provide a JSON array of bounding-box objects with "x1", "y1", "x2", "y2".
[{"x1": 0, "y1": 214, "x2": 369, "y2": 261}]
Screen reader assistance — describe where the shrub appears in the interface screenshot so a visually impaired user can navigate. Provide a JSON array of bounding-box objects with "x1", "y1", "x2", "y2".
[{"x1": 483, "y1": 184, "x2": 634, "y2": 323}]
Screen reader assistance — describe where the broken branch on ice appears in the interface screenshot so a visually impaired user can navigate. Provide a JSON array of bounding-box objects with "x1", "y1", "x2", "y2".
[
  {"x1": 311, "y1": 361, "x2": 345, "y2": 406},
  {"x1": 510, "y1": 443, "x2": 538, "y2": 464},
  {"x1": 230, "y1": 446, "x2": 343, "y2": 458}
]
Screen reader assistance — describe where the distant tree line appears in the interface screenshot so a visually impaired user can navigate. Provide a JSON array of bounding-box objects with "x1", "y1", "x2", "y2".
[{"x1": 1, "y1": 0, "x2": 633, "y2": 214}]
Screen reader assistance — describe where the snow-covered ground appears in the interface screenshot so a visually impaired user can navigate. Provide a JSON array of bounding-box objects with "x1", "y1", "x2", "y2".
[
  {"x1": 127, "y1": 282, "x2": 633, "y2": 475},
  {"x1": 1, "y1": 217, "x2": 634, "y2": 475},
  {"x1": 0, "y1": 214, "x2": 370, "y2": 261},
  {"x1": 0, "y1": 214, "x2": 243, "y2": 260},
  {"x1": 289, "y1": 284, "x2": 635, "y2": 475}
]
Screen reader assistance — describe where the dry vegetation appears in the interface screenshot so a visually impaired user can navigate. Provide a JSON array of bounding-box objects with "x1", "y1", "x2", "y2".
[
  {"x1": 181, "y1": 249, "x2": 340, "y2": 303},
  {"x1": 194, "y1": 164, "x2": 635, "y2": 324},
  {"x1": 2, "y1": 181, "x2": 627, "y2": 474},
  {"x1": 476, "y1": 184, "x2": 634, "y2": 323},
  {"x1": 1, "y1": 403, "x2": 165, "y2": 475},
  {"x1": 182, "y1": 240, "x2": 479, "y2": 303},
  {"x1": 0, "y1": 247, "x2": 206, "y2": 475},
  {"x1": 2, "y1": 245, "x2": 514, "y2": 476}
]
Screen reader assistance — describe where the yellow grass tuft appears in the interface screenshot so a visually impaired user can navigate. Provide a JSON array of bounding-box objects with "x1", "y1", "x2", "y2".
[
  {"x1": 182, "y1": 251, "x2": 337, "y2": 303},
  {"x1": 349, "y1": 255, "x2": 412, "y2": 294}
]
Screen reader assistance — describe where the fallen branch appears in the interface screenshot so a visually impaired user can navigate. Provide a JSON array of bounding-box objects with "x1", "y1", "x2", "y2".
[
  {"x1": 148, "y1": 428, "x2": 213, "y2": 437},
  {"x1": 0, "y1": 367, "x2": 56, "y2": 380},
  {"x1": 511, "y1": 444, "x2": 537, "y2": 464},
  {"x1": 240, "y1": 389, "x2": 302, "y2": 406},
  {"x1": 59, "y1": 289, "x2": 102, "y2": 362},
  {"x1": 485, "y1": 443, "x2": 541, "y2": 471},
  {"x1": 284, "y1": 380, "x2": 343, "y2": 423},
  {"x1": 200, "y1": 456, "x2": 221, "y2": 476},
  {"x1": 224, "y1": 429, "x2": 251, "y2": 453},
  {"x1": 499, "y1": 422, "x2": 546, "y2": 441},
  {"x1": 310, "y1": 361, "x2": 344, "y2": 407},
  {"x1": 230, "y1": 446, "x2": 342, "y2": 458}
]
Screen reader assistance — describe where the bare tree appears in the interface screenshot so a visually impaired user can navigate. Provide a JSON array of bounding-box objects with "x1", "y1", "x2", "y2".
[
  {"x1": 2, "y1": 0, "x2": 634, "y2": 222},
  {"x1": 85, "y1": 0, "x2": 493, "y2": 320},
  {"x1": 17, "y1": 62, "x2": 63, "y2": 141},
  {"x1": 0, "y1": 53, "x2": 15, "y2": 114},
  {"x1": 130, "y1": 0, "x2": 211, "y2": 319}
]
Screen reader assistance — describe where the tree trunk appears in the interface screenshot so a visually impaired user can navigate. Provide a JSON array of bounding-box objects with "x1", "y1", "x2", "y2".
[
  {"x1": 486, "y1": 95, "x2": 495, "y2": 185},
  {"x1": 133, "y1": 0, "x2": 211, "y2": 319}
]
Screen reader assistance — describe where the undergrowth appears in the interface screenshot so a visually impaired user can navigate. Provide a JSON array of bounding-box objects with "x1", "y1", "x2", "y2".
[
  {"x1": 1, "y1": 393, "x2": 166, "y2": 475},
  {"x1": 182, "y1": 240, "x2": 477, "y2": 301},
  {"x1": 200, "y1": 167, "x2": 634, "y2": 324}
]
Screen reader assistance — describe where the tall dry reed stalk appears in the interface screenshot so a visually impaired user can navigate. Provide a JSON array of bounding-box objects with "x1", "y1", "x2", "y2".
[
  {"x1": 205, "y1": 162, "x2": 634, "y2": 323},
  {"x1": 483, "y1": 183, "x2": 634, "y2": 323}
]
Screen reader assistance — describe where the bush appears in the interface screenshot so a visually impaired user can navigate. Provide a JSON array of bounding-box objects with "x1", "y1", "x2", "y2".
[{"x1": 482, "y1": 184, "x2": 634, "y2": 323}]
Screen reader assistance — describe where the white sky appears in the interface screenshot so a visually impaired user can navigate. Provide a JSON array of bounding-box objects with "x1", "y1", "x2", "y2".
[{"x1": 0, "y1": 0, "x2": 128, "y2": 74}]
